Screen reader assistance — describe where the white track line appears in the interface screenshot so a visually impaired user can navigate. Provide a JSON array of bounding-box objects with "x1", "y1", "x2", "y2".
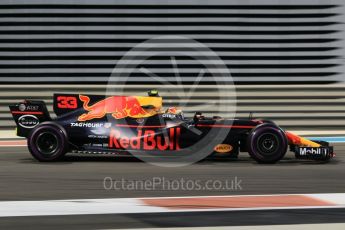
[
  {"x1": 0, "y1": 198, "x2": 164, "y2": 217},
  {"x1": 106, "y1": 223, "x2": 345, "y2": 230},
  {"x1": 0, "y1": 193, "x2": 345, "y2": 218}
]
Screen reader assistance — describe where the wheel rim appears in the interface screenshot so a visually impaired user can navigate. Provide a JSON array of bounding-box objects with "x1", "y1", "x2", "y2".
[
  {"x1": 256, "y1": 133, "x2": 279, "y2": 156},
  {"x1": 36, "y1": 132, "x2": 59, "y2": 156}
]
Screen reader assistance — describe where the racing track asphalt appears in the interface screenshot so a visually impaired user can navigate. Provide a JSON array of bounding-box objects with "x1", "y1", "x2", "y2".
[{"x1": 0, "y1": 144, "x2": 345, "y2": 229}]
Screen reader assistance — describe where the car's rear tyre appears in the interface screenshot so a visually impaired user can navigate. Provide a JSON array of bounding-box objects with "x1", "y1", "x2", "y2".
[
  {"x1": 28, "y1": 123, "x2": 68, "y2": 162},
  {"x1": 247, "y1": 124, "x2": 288, "y2": 164}
]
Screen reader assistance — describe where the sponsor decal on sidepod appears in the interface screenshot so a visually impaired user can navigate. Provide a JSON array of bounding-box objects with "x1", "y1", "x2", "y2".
[
  {"x1": 109, "y1": 128, "x2": 180, "y2": 151},
  {"x1": 214, "y1": 144, "x2": 233, "y2": 153}
]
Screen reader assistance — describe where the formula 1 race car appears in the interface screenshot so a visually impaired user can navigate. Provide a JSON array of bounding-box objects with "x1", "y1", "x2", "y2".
[{"x1": 9, "y1": 90, "x2": 334, "y2": 163}]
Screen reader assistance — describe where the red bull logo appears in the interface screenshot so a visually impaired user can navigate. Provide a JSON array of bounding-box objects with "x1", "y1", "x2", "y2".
[
  {"x1": 78, "y1": 95, "x2": 160, "y2": 121},
  {"x1": 109, "y1": 128, "x2": 180, "y2": 151}
]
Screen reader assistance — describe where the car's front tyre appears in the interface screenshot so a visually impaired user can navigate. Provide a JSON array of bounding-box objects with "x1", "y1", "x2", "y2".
[
  {"x1": 247, "y1": 124, "x2": 288, "y2": 164},
  {"x1": 28, "y1": 123, "x2": 68, "y2": 162}
]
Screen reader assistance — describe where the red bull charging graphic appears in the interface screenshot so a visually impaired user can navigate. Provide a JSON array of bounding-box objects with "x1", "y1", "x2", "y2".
[{"x1": 78, "y1": 95, "x2": 162, "y2": 121}]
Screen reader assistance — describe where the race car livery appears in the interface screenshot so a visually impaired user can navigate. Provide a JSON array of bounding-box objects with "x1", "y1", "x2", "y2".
[{"x1": 9, "y1": 91, "x2": 334, "y2": 163}]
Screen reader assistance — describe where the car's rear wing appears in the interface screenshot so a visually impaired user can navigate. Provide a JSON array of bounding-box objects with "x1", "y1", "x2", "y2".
[{"x1": 9, "y1": 100, "x2": 51, "y2": 137}]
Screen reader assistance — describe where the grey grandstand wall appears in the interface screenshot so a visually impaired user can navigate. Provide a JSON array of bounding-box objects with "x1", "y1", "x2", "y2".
[{"x1": 0, "y1": 0, "x2": 344, "y2": 131}]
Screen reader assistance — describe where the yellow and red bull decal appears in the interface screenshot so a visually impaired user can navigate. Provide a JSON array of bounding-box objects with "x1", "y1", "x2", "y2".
[
  {"x1": 78, "y1": 95, "x2": 162, "y2": 121},
  {"x1": 285, "y1": 131, "x2": 321, "y2": 147}
]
